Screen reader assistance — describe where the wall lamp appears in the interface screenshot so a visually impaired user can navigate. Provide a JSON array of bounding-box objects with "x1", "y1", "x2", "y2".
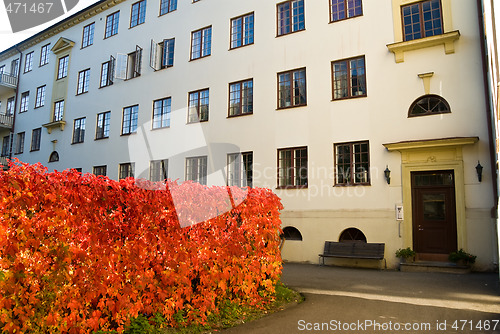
[
  {"x1": 476, "y1": 161, "x2": 483, "y2": 182},
  {"x1": 384, "y1": 166, "x2": 391, "y2": 185}
]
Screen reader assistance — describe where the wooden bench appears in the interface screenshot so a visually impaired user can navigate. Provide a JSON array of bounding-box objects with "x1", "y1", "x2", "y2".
[{"x1": 318, "y1": 241, "x2": 386, "y2": 268}]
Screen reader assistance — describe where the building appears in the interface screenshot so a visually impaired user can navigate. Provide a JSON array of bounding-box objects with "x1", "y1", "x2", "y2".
[{"x1": 0, "y1": 0, "x2": 498, "y2": 270}]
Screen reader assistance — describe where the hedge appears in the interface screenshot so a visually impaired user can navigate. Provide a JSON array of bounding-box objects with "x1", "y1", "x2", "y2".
[{"x1": 0, "y1": 161, "x2": 283, "y2": 333}]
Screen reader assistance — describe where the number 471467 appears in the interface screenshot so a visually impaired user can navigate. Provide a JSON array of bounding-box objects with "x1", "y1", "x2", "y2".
[
  {"x1": 452, "y1": 320, "x2": 499, "y2": 331},
  {"x1": 5, "y1": 2, "x2": 53, "y2": 14}
]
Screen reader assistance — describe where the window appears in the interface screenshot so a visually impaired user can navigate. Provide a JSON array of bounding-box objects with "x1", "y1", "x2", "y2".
[
  {"x1": 15, "y1": 132, "x2": 25, "y2": 154},
  {"x1": 30, "y1": 128, "x2": 41, "y2": 151},
  {"x1": 96, "y1": 111, "x2": 111, "y2": 139},
  {"x1": 24, "y1": 52, "x2": 34, "y2": 73},
  {"x1": 82, "y1": 22, "x2": 95, "y2": 48},
  {"x1": 1, "y1": 136, "x2": 10, "y2": 157},
  {"x1": 282, "y1": 226, "x2": 303, "y2": 240},
  {"x1": 49, "y1": 151, "x2": 59, "y2": 162},
  {"x1": 20, "y1": 92, "x2": 29, "y2": 113},
  {"x1": 278, "y1": 68, "x2": 306, "y2": 109},
  {"x1": 190, "y1": 26, "x2": 212, "y2": 60},
  {"x1": 408, "y1": 94, "x2": 450, "y2": 117},
  {"x1": 153, "y1": 97, "x2": 171, "y2": 129},
  {"x1": 188, "y1": 89, "x2": 209, "y2": 123},
  {"x1": 332, "y1": 56, "x2": 366, "y2": 100},
  {"x1": 330, "y1": 0, "x2": 362, "y2": 22},
  {"x1": 159, "y1": 0, "x2": 176, "y2": 15},
  {"x1": 150, "y1": 38, "x2": 175, "y2": 70},
  {"x1": 0, "y1": 65, "x2": 4, "y2": 75},
  {"x1": 100, "y1": 56, "x2": 115, "y2": 87},
  {"x1": 54, "y1": 100, "x2": 64, "y2": 121},
  {"x1": 277, "y1": 147, "x2": 307, "y2": 188},
  {"x1": 130, "y1": 0, "x2": 147, "y2": 27},
  {"x1": 402, "y1": 0, "x2": 442, "y2": 42},
  {"x1": 339, "y1": 228, "x2": 367, "y2": 242},
  {"x1": 40, "y1": 44, "x2": 50, "y2": 66},
  {"x1": 150, "y1": 159, "x2": 168, "y2": 181},
  {"x1": 230, "y1": 13, "x2": 254, "y2": 49},
  {"x1": 122, "y1": 105, "x2": 138, "y2": 135},
  {"x1": 115, "y1": 46, "x2": 142, "y2": 79},
  {"x1": 119, "y1": 163, "x2": 135, "y2": 179},
  {"x1": 72, "y1": 118, "x2": 86, "y2": 144},
  {"x1": 11, "y1": 59, "x2": 19, "y2": 76},
  {"x1": 35, "y1": 85, "x2": 46, "y2": 108},
  {"x1": 334, "y1": 141, "x2": 370, "y2": 186},
  {"x1": 229, "y1": 79, "x2": 253, "y2": 116},
  {"x1": 57, "y1": 55, "x2": 69, "y2": 79},
  {"x1": 93, "y1": 165, "x2": 107, "y2": 176},
  {"x1": 105, "y1": 11, "x2": 120, "y2": 38},
  {"x1": 227, "y1": 152, "x2": 253, "y2": 187},
  {"x1": 277, "y1": 0, "x2": 305, "y2": 36},
  {"x1": 77, "y1": 69, "x2": 90, "y2": 95},
  {"x1": 186, "y1": 156, "x2": 207, "y2": 185},
  {"x1": 6, "y1": 97, "x2": 14, "y2": 116}
]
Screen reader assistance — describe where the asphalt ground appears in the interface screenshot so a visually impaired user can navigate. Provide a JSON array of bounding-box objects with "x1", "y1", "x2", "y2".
[{"x1": 222, "y1": 263, "x2": 500, "y2": 334}]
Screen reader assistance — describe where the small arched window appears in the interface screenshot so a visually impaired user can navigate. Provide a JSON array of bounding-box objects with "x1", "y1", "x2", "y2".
[
  {"x1": 408, "y1": 94, "x2": 451, "y2": 117},
  {"x1": 49, "y1": 151, "x2": 59, "y2": 162},
  {"x1": 339, "y1": 228, "x2": 367, "y2": 243},
  {"x1": 281, "y1": 226, "x2": 303, "y2": 241}
]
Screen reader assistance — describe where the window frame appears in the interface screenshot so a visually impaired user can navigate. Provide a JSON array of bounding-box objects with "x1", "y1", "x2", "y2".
[
  {"x1": 20, "y1": 91, "x2": 29, "y2": 113},
  {"x1": 277, "y1": 67, "x2": 307, "y2": 109},
  {"x1": 93, "y1": 165, "x2": 107, "y2": 176},
  {"x1": 408, "y1": 94, "x2": 451, "y2": 117},
  {"x1": 6, "y1": 97, "x2": 15, "y2": 116},
  {"x1": 188, "y1": 88, "x2": 209, "y2": 123},
  {"x1": 15, "y1": 132, "x2": 25, "y2": 155},
  {"x1": 1, "y1": 136, "x2": 10, "y2": 157},
  {"x1": 96, "y1": 111, "x2": 111, "y2": 139},
  {"x1": 190, "y1": 26, "x2": 212, "y2": 60},
  {"x1": 276, "y1": 0, "x2": 305, "y2": 37},
  {"x1": 331, "y1": 55, "x2": 367, "y2": 101},
  {"x1": 329, "y1": 0, "x2": 363, "y2": 23},
  {"x1": 334, "y1": 140, "x2": 370, "y2": 186},
  {"x1": 77, "y1": 68, "x2": 90, "y2": 95},
  {"x1": 228, "y1": 78, "x2": 253, "y2": 117},
  {"x1": 159, "y1": 0, "x2": 177, "y2": 15},
  {"x1": 185, "y1": 156, "x2": 208, "y2": 185},
  {"x1": 277, "y1": 146, "x2": 308, "y2": 189},
  {"x1": 72, "y1": 117, "x2": 86, "y2": 144},
  {"x1": 152, "y1": 97, "x2": 171, "y2": 129},
  {"x1": 30, "y1": 128, "x2": 41, "y2": 152},
  {"x1": 53, "y1": 100, "x2": 65, "y2": 122},
  {"x1": 230, "y1": 12, "x2": 255, "y2": 50},
  {"x1": 130, "y1": 0, "x2": 147, "y2": 28},
  {"x1": 122, "y1": 105, "x2": 139, "y2": 135},
  {"x1": 105, "y1": 11, "x2": 120, "y2": 38},
  {"x1": 24, "y1": 52, "x2": 34, "y2": 73},
  {"x1": 119, "y1": 162, "x2": 135, "y2": 179},
  {"x1": 100, "y1": 56, "x2": 115, "y2": 88},
  {"x1": 35, "y1": 85, "x2": 46, "y2": 108},
  {"x1": 401, "y1": 0, "x2": 443, "y2": 42},
  {"x1": 40, "y1": 44, "x2": 50, "y2": 66},
  {"x1": 82, "y1": 22, "x2": 95, "y2": 48},
  {"x1": 57, "y1": 55, "x2": 69, "y2": 80}
]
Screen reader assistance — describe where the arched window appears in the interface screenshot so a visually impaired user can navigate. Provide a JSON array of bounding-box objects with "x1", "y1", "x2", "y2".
[
  {"x1": 339, "y1": 228, "x2": 367, "y2": 243},
  {"x1": 49, "y1": 151, "x2": 59, "y2": 162},
  {"x1": 408, "y1": 94, "x2": 451, "y2": 117},
  {"x1": 281, "y1": 226, "x2": 303, "y2": 241}
]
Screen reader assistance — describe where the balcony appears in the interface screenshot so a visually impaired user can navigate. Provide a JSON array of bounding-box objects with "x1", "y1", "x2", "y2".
[
  {"x1": 0, "y1": 114, "x2": 13, "y2": 129},
  {"x1": 0, "y1": 72, "x2": 17, "y2": 95}
]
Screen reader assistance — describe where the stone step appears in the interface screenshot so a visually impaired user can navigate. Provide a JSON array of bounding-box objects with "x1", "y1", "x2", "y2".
[{"x1": 399, "y1": 261, "x2": 471, "y2": 274}]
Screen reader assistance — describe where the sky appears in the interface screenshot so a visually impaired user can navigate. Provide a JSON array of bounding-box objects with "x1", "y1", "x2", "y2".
[{"x1": 0, "y1": 0, "x2": 100, "y2": 52}]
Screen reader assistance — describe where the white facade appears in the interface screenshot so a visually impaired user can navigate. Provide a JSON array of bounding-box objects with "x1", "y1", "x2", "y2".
[{"x1": 0, "y1": 0, "x2": 497, "y2": 270}]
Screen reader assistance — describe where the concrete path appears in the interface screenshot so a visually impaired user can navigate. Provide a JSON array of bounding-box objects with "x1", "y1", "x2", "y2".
[{"x1": 223, "y1": 263, "x2": 500, "y2": 334}]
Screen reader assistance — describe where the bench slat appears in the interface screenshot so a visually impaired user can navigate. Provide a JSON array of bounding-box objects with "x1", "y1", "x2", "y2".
[{"x1": 319, "y1": 241, "x2": 386, "y2": 267}]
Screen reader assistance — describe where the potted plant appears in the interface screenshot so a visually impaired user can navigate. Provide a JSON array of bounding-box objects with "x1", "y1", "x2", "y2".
[
  {"x1": 449, "y1": 249, "x2": 477, "y2": 266},
  {"x1": 395, "y1": 247, "x2": 416, "y2": 263}
]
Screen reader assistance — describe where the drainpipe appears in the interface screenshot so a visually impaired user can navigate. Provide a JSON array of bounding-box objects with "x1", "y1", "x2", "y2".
[
  {"x1": 8, "y1": 44, "x2": 23, "y2": 163},
  {"x1": 476, "y1": 0, "x2": 500, "y2": 274}
]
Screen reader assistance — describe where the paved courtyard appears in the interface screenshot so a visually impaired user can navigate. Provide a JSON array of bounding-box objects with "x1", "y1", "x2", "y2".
[{"x1": 223, "y1": 263, "x2": 500, "y2": 334}]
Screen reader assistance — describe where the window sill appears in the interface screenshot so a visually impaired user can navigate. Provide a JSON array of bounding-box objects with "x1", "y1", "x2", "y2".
[
  {"x1": 276, "y1": 104, "x2": 307, "y2": 111},
  {"x1": 95, "y1": 137, "x2": 109, "y2": 140},
  {"x1": 276, "y1": 186, "x2": 308, "y2": 190},
  {"x1": 227, "y1": 112, "x2": 253, "y2": 118},
  {"x1": 42, "y1": 120, "x2": 66, "y2": 134},
  {"x1": 386, "y1": 30, "x2": 460, "y2": 63},
  {"x1": 333, "y1": 183, "x2": 371, "y2": 187},
  {"x1": 331, "y1": 94, "x2": 367, "y2": 102}
]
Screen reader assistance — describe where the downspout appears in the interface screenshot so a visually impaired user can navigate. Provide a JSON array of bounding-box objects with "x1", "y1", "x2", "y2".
[
  {"x1": 477, "y1": 0, "x2": 499, "y2": 215},
  {"x1": 8, "y1": 44, "x2": 23, "y2": 163}
]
